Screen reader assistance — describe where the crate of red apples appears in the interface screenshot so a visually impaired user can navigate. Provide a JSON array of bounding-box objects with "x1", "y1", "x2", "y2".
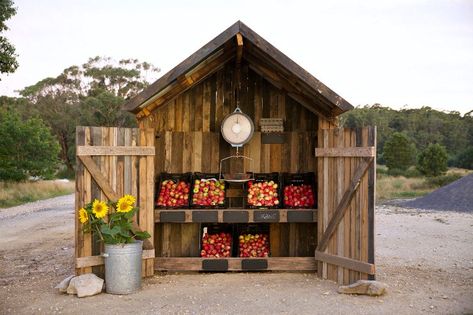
[
  {"x1": 155, "y1": 173, "x2": 191, "y2": 208},
  {"x1": 200, "y1": 224, "x2": 233, "y2": 258},
  {"x1": 282, "y1": 172, "x2": 316, "y2": 208},
  {"x1": 191, "y1": 173, "x2": 227, "y2": 208},
  {"x1": 237, "y1": 224, "x2": 270, "y2": 257},
  {"x1": 244, "y1": 173, "x2": 281, "y2": 209}
]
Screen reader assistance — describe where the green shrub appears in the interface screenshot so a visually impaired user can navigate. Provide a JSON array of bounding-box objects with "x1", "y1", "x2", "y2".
[
  {"x1": 417, "y1": 144, "x2": 448, "y2": 177},
  {"x1": 453, "y1": 147, "x2": 473, "y2": 170},
  {"x1": 387, "y1": 168, "x2": 406, "y2": 177},
  {"x1": 383, "y1": 132, "x2": 417, "y2": 171},
  {"x1": 0, "y1": 110, "x2": 60, "y2": 181},
  {"x1": 426, "y1": 173, "x2": 462, "y2": 187}
]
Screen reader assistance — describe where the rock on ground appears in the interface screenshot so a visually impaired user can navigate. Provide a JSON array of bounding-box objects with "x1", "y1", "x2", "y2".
[
  {"x1": 338, "y1": 280, "x2": 387, "y2": 296},
  {"x1": 55, "y1": 275, "x2": 74, "y2": 293},
  {"x1": 66, "y1": 274, "x2": 104, "y2": 298}
]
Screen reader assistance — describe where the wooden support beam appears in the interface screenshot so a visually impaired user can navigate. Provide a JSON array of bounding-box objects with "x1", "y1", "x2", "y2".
[
  {"x1": 236, "y1": 33, "x2": 243, "y2": 65},
  {"x1": 136, "y1": 48, "x2": 236, "y2": 119},
  {"x1": 316, "y1": 157, "x2": 373, "y2": 252},
  {"x1": 315, "y1": 251, "x2": 375, "y2": 275},
  {"x1": 315, "y1": 147, "x2": 376, "y2": 157},
  {"x1": 154, "y1": 257, "x2": 317, "y2": 271},
  {"x1": 77, "y1": 146, "x2": 155, "y2": 156},
  {"x1": 245, "y1": 54, "x2": 334, "y2": 121},
  {"x1": 77, "y1": 155, "x2": 154, "y2": 250}
]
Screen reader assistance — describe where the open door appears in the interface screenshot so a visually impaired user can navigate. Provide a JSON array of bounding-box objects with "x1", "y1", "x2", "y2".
[
  {"x1": 316, "y1": 127, "x2": 376, "y2": 285},
  {"x1": 75, "y1": 127, "x2": 155, "y2": 277}
]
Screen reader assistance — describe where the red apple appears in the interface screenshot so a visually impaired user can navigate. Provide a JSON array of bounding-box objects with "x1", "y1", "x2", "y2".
[
  {"x1": 283, "y1": 184, "x2": 314, "y2": 208},
  {"x1": 246, "y1": 180, "x2": 279, "y2": 207},
  {"x1": 156, "y1": 179, "x2": 190, "y2": 207},
  {"x1": 200, "y1": 232, "x2": 232, "y2": 258},
  {"x1": 192, "y1": 178, "x2": 226, "y2": 207},
  {"x1": 238, "y1": 233, "x2": 270, "y2": 257}
]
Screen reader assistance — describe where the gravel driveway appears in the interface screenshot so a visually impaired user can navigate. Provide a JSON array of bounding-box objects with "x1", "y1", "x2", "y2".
[{"x1": 1, "y1": 195, "x2": 472, "y2": 314}]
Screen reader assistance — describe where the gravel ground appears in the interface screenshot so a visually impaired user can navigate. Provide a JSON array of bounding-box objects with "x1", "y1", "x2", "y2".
[
  {"x1": 401, "y1": 174, "x2": 473, "y2": 212},
  {"x1": 1, "y1": 195, "x2": 472, "y2": 314}
]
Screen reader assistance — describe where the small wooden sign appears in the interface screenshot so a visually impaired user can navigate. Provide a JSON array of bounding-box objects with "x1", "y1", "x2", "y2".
[
  {"x1": 202, "y1": 259, "x2": 228, "y2": 271},
  {"x1": 241, "y1": 259, "x2": 268, "y2": 270},
  {"x1": 160, "y1": 211, "x2": 186, "y2": 222},
  {"x1": 254, "y1": 210, "x2": 280, "y2": 222},
  {"x1": 223, "y1": 211, "x2": 249, "y2": 223},
  {"x1": 287, "y1": 210, "x2": 314, "y2": 222},
  {"x1": 192, "y1": 211, "x2": 218, "y2": 222}
]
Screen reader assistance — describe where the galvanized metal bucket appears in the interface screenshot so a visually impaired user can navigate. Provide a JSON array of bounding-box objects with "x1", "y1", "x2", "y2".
[{"x1": 103, "y1": 241, "x2": 143, "y2": 294}]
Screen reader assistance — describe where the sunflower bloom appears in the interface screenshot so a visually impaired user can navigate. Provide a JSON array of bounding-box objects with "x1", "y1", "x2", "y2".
[
  {"x1": 92, "y1": 199, "x2": 108, "y2": 218},
  {"x1": 79, "y1": 208, "x2": 88, "y2": 223},
  {"x1": 117, "y1": 197, "x2": 133, "y2": 213},
  {"x1": 122, "y1": 194, "x2": 136, "y2": 206}
]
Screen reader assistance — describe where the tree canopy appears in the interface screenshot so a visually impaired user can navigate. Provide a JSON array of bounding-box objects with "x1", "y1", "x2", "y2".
[
  {"x1": 15, "y1": 56, "x2": 160, "y2": 171},
  {"x1": 383, "y1": 132, "x2": 417, "y2": 172},
  {"x1": 341, "y1": 105, "x2": 473, "y2": 169},
  {"x1": 0, "y1": 109, "x2": 60, "y2": 181},
  {"x1": 0, "y1": 0, "x2": 18, "y2": 76}
]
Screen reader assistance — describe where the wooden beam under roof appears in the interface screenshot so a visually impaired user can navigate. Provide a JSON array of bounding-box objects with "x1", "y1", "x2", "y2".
[
  {"x1": 136, "y1": 47, "x2": 236, "y2": 119},
  {"x1": 123, "y1": 21, "x2": 353, "y2": 116},
  {"x1": 244, "y1": 53, "x2": 335, "y2": 121},
  {"x1": 238, "y1": 22, "x2": 353, "y2": 112}
]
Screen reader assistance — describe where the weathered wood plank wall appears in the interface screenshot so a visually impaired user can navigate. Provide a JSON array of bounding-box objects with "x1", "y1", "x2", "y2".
[
  {"x1": 75, "y1": 127, "x2": 155, "y2": 277},
  {"x1": 141, "y1": 62, "x2": 320, "y2": 259},
  {"x1": 316, "y1": 127, "x2": 376, "y2": 285}
]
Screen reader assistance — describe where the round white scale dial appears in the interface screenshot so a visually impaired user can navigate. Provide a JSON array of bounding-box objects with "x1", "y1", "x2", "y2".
[{"x1": 221, "y1": 108, "x2": 254, "y2": 147}]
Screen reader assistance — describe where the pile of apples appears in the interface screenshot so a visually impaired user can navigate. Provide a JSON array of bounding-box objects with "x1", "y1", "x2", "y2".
[
  {"x1": 283, "y1": 184, "x2": 315, "y2": 208},
  {"x1": 247, "y1": 180, "x2": 280, "y2": 207},
  {"x1": 192, "y1": 179, "x2": 226, "y2": 207},
  {"x1": 200, "y1": 232, "x2": 232, "y2": 258},
  {"x1": 156, "y1": 179, "x2": 190, "y2": 207},
  {"x1": 239, "y1": 233, "x2": 270, "y2": 257}
]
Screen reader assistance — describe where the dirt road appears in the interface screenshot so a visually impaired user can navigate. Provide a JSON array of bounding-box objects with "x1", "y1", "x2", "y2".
[{"x1": 1, "y1": 195, "x2": 472, "y2": 314}]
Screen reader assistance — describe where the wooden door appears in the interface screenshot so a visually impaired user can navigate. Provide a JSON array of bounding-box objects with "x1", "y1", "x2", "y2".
[
  {"x1": 316, "y1": 127, "x2": 376, "y2": 284},
  {"x1": 75, "y1": 127, "x2": 155, "y2": 277}
]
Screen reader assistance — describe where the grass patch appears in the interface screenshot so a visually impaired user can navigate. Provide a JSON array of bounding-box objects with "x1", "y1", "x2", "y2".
[
  {"x1": 0, "y1": 180, "x2": 75, "y2": 208},
  {"x1": 376, "y1": 167, "x2": 472, "y2": 201}
]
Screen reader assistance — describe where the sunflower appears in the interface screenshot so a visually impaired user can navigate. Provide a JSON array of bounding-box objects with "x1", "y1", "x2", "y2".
[
  {"x1": 92, "y1": 199, "x2": 108, "y2": 218},
  {"x1": 116, "y1": 197, "x2": 133, "y2": 213},
  {"x1": 79, "y1": 208, "x2": 88, "y2": 223},
  {"x1": 122, "y1": 194, "x2": 136, "y2": 206}
]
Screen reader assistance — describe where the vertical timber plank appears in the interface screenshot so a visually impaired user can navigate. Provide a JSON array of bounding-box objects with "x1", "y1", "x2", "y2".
[
  {"x1": 145, "y1": 128, "x2": 155, "y2": 276},
  {"x1": 336, "y1": 128, "x2": 345, "y2": 284},
  {"x1": 368, "y1": 127, "x2": 376, "y2": 280}
]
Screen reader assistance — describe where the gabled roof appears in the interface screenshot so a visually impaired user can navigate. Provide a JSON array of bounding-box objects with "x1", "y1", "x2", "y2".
[{"x1": 123, "y1": 21, "x2": 353, "y2": 118}]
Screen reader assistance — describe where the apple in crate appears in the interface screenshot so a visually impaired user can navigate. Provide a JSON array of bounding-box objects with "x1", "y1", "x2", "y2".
[
  {"x1": 238, "y1": 233, "x2": 270, "y2": 257},
  {"x1": 200, "y1": 232, "x2": 232, "y2": 258},
  {"x1": 156, "y1": 180, "x2": 190, "y2": 207},
  {"x1": 284, "y1": 184, "x2": 314, "y2": 208},
  {"x1": 192, "y1": 179, "x2": 226, "y2": 207},
  {"x1": 247, "y1": 181, "x2": 279, "y2": 207}
]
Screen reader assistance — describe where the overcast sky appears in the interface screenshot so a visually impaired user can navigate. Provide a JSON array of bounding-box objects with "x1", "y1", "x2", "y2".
[{"x1": 1, "y1": 0, "x2": 472, "y2": 114}]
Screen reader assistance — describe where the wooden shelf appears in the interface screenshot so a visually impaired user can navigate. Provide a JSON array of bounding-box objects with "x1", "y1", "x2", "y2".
[
  {"x1": 155, "y1": 257, "x2": 317, "y2": 271},
  {"x1": 155, "y1": 208, "x2": 317, "y2": 223}
]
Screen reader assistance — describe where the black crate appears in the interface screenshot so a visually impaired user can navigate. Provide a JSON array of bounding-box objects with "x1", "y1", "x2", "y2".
[
  {"x1": 199, "y1": 223, "x2": 235, "y2": 258},
  {"x1": 243, "y1": 173, "x2": 281, "y2": 209},
  {"x1": 155, "y1": 172, "x2": 192, "y2": 209},
  {"x1": 235, "y1": 224, "x2": 270, "y2": 258},
  {"x1": 281, "y1": 172, "x2": 317, "y2": 209},
  {"x1": 190, "y1": 173, "x2": 228, "y2": 209}
]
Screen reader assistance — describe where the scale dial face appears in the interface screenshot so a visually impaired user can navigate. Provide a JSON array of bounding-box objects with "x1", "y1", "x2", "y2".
[{"x1": 221, "y1": 110, "x2": 254, "y2": 146}]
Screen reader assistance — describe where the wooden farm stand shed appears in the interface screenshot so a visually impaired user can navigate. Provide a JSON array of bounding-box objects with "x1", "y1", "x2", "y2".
[{"x1": 75, "y1": 21, "x2": 376, "y2": 284}]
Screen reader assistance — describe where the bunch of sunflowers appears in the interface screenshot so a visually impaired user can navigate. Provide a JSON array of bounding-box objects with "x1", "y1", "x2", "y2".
[{"x1": 79, "y1": 195, "x2": 150, "y2": 244}]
